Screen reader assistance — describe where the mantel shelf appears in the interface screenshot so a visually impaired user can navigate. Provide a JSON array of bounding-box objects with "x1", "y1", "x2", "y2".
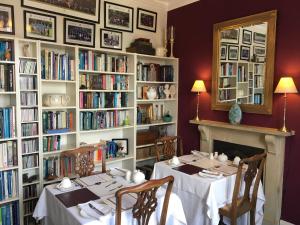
[{"x1": 189, "y1": 119, "x2": 295, "y2": 137}]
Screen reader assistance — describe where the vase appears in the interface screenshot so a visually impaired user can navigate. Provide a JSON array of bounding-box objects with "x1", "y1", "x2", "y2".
[{"x1": 229, "y1": 102, "x2": 242, "y2": 124}]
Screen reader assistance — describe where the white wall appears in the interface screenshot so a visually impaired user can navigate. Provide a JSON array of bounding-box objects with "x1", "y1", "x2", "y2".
[{"x1": 2, "y1": 0, "x2": 167, "y2": 50}]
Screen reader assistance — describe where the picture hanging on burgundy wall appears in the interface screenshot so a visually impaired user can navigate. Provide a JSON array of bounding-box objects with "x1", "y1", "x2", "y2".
[
  {"x1": 137, "y1": 8, "x2": 157, "y2": 33},
  {"x1": 0, "y1": 3, "x2": 14, "y2": 35}
]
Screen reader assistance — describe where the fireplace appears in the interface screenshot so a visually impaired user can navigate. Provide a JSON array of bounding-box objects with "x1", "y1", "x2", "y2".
[{"x1": 190, "y1": 119, "x2": 294, "y2": 225}]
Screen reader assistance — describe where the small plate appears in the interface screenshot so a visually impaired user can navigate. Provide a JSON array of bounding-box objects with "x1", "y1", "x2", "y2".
[{"x1": 56, "y1": 182, "x2": 76, "y2": 192}]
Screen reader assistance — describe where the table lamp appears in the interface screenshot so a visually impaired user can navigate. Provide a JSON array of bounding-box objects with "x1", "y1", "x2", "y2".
[
  {"x1": 274, "y1": 77, "x2": 298, "y2": 132},
  {"x1": 191, "y1": 80, "x2": 207, "y2": 121}
]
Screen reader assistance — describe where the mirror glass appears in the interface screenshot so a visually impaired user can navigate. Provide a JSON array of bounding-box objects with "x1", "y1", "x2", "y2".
[{"x1": 212, "y1": 11, "x2": 277, "y2": 114}]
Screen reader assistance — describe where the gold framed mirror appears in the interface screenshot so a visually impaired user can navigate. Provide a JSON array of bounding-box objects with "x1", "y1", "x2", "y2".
[{"x1": 211, "y1": 10, "x2": 277, "y2": 114}]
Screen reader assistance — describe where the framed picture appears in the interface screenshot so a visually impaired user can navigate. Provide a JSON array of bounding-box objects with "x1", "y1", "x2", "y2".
[
  {"x1": 104, "y1": 2, "x2": 133, "y2": 33},
  {"x1": 0, "y1": 4, "x2": 14, "y2": 35},
  {"x1": 220, "y1": 44, "x2": 227, "y2": 60},
  {"x1": 253, "y1": 45, "x2": 266, "y2": 56},
  {"x1": 64, "y1": 18, "x2": 95, "y2": 47},
  {"x1": 137, "y1": 8, "x2": 157, "y2": 32},
  {"x1": 24, "y1": 11, "x2": 56, "y2": 42},
  {"x1": 112, "y1": 138, "x2": 128, "y2": 155},
  {"x1": 221, "y1": 28, "x2": 239, "y2": 44},
  {"x1": 22, "y1": 0, "x2": 100, "y2": 23},
  {"x1": 242, "y1": 29, "x2": 252, "y2": 45},
  {"x1": 228, "y1": 45, "x2": 239, "y2": 60},
  {"x1": 240, "y1": 45, "x2": 250, "y2": 61},
  {"x1": 100, "y1": 28, "x2": 122, "y2": 50},
  {"x1": 253, "y1": 32, "x2": 266, "y2": 45}
]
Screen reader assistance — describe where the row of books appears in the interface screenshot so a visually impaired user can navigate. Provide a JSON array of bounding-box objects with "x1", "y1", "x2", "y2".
[
  {"x1": 0, "y1": 64, "x2": 14, "y2": 92},
  {"x1": 0, "y1": 107, "x2": 16, "y2": 139},
  {"x1": 0, "y1": 170, "x2": 18, "y2": 201},
  {"x1": 219, "y1": 89, "x2": 235, "y2": 101},
  {"x1": 19, "y1": 60, "x2": 36, "y2": 74},
  {"x1": 21, "y1": 123, "x2": 38, "y2": 137},
  {"x1": 22, "y1": 154, "x2": 39, "y2": 169},
  {"x1": 20, "y1": 92, "x2": 37, "y2": 106},
  {"x1": 254, "y1": 64, "x2": 264, "y2": 74},
  {"x1": 0, "y1": 41, "x2": 13, "y2": 61},
  {"x1": 254, "y1": 75, "x2": 264, "y2": 88},
  {"x1": 220, "y1": 62, "x2": 236, "y2": 76},
  {"x1": 0, "y1": 141, "x2": 17, "y2": 168},
  {"x1": 42, "y1": 135, "x2": 61, "y2": 152},
  {"x1": 80, "y1": 74, "x2": 129, "y2": 90},
  {"x1": 60, "y1": 156, "x2": 76, "y2": 177},
  {"x1": 22, "y1": 139, "x2": 38, "y2": 154},
  {"x1": 21, "y1": 108, "x2": 38, "y2": 122},
  {"x1": 254, "y1": 93, "x2": 263, "y2": 104},
  {"x1": 43, "y1": 157, "x2": 75, "y2": 179},
  {"x1": 79, "y1": 92, "x2": 128, "y2": 109},
  {"x1": 137, "y1": 85, "x2": 168, "y2": 100},
  {"x1": 23, "y1": 199, "x2": 37, "y2": 215},
  {"x1": 79, "y1": 110, "x2": 129, "y2": 130},
  {"x1": 41, "y1": 50, "x2": 75, "y2": 80},
  {"x1": 23, "y1": 184, "x2": 37, "y2": 199},
  {"x1": 219, "y1": 77, "x2": 234, "y2": 88},
  {"x1": 79, "y1": 50, "x2": 128, "y2": 72},
  {"x1": 237, "y1": 66, "x2": 247, "y2": 82},
  {"x1": 19, "y1": 76, "x2": 37, "y2": 90},
  {"x1": 42, "y1": 111, "x2": 74, "y2": 133},
  {"x1": 0, "y1": 201, "x2": 20, "y2": 225},
  {"x1": 137, "y1": 63, "x2": 174, "y2": 82}
]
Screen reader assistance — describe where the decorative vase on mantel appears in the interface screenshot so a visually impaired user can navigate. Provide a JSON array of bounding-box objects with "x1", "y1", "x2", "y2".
[{"x1": 229, "y1": 102, "x2": 242, "y2": 125}]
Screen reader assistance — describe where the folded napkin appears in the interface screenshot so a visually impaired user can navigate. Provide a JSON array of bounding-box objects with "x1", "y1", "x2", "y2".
[
  {"x1": 78, "y1": 201, "x2": 111, "y2": 219},
  {"x1": 198, "y1": 171, "x2": 223, "y2": 179}
]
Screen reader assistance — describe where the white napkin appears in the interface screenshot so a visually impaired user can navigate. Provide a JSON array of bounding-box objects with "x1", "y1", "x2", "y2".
[
  {"x1": 198, "y1": 171, "x2": 223, "y2": 179},
  {"x1": 78, "y1": 201, "x2": 111, "y2": 219}
]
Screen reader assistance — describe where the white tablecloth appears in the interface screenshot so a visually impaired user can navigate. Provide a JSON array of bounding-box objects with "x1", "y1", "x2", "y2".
[
  {"x1": 33, "y1": 177, "x2": 187, "y2": 225},
  {"x1": 152, "y1": 157, "x2": 265, "y2": 225}
]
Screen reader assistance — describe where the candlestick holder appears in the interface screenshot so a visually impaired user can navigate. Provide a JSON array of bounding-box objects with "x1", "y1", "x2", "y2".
[{"x1": 170, "y1": 38, "x2": 174, "y2": 58}]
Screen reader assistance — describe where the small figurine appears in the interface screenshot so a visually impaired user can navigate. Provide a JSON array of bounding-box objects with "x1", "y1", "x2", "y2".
[
  {"x1": 169, "y1": 85, "x2": 176, "y2": 98},
  {"x1": 163, "y1": 84, "x2": 170, "y2": 99},
  {"x1": 23, "y1": 44, "x2": 30, "y2": 57}
]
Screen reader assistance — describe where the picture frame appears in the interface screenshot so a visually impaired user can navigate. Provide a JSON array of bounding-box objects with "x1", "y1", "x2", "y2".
[
  {"x1": 104, "y1": 2, "x2": 134, "y2": 33},
  {"x1": 240, "y1": 45, "x2": 250, "y2": 61},
  {"x1": 253, "y1": 45, "x2": 266, "y2": 56},
  {"x1": 64, "y1": 18, "x2": 95, "y2": 48},
  {"x1": 137, "y1": 8, "x2": 157, "y2": 32},
  {"x1": 220, "y1": 44, "x2": 227, "y2": 60},
  {"x1": 220, "y1": 28, "x2": 239, "y2": 44},
  {"x1": 228, "y1": 45, "x2": 239, "y2": 60},
  {"x1": 21, "y1": 0, "x2": 100, "y2": 23},
  {"x1": 253, "y1": 32, "x2": 266, "y2": 45},
  {"x1": 112, "y1": 138, "x2": 128, "y2": 155},
  {"x1": 24, "y1": 10, "x2": 56, "y2": 42},
  {"x1": 242, "y1": 29, "x2": 252, "y2": 45},
  {"x1": 0, "y1": 3, "x2": 14, "y2": 35},
  {"x1": 100, "y1": 28, "x2": 122, "y2": 50}
]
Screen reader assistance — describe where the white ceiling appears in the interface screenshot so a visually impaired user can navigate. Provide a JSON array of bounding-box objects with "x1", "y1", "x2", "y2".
[{"x1": 154, "y1": 0, "x2": 199, "y2": 11}]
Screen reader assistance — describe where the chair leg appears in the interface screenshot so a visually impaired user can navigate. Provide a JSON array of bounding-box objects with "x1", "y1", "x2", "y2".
[
  {"x1": 250, "y1": 209, "x2": 255, "y2": 225},
  {"x1": 219, "y1": 215, "x2": 226, "y2": 225}
]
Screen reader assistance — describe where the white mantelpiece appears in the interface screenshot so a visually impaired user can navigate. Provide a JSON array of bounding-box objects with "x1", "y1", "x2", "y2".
[{"x1": 190, "y1": 119, "x2": 294, "y2": 225}]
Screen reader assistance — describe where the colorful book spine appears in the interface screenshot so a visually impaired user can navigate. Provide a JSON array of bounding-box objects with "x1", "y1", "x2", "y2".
[{"x1": 0, "y1": 170, "x2": 18, "y2": 201}]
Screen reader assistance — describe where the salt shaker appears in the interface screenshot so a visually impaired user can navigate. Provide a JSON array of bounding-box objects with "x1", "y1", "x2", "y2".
[
  {"x1": 214, "y1": 152, "x2": 218, "y2": 159},
  {"x1": 125, "y1": 170, "x2": 132, "y2": 182},
  {"x1": 209, "y1": 153, "x2": 214, "y2": 160}
]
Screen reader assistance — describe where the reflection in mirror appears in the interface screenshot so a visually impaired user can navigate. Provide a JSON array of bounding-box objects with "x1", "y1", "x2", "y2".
[{"x1": 211, "y1": 10, "x2": 277, "y2": 114}]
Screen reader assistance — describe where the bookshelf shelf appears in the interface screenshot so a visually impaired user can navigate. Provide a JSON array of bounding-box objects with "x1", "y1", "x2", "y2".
[
  {"x1": 22, "y1": 181, "x2": 40, "y2": 187},
  {"x1": 79, "y1": 89, "x2": 134, "y2": 93},
  {"x1": 0, "y1": 60, "x2": 15, "y2": 64},
  {"x1": 136, "y1": 122, "x2": 175, "y2": 128},
  {"x1": 19, "y1": 73, "x2": 38, "y2": 76},
  {"x1": 42, "y1": 131, "x2": 77, "y2": 137},
  {"x1": 41, "y1": 80, "x2": 76, "y2": 83},
  {"x1": 136, "y1": 156, "x2": 156, "y2": 162},
  {"x1": 79, "y1": 107, "x2": 134, "y2": 112},
  {"x1": 78, "y1": 70, "x2": 135, "y2": 76},
  {"x1": 19, "y1": 56, "x2": 37, "y2": 60},
  {"x1": 20, "y1": 135, "x2": 39, "y2": 140},
  {"x1": 136, "y1": 81, "x2": 177, "y2": 84},
  {"x1": 42, "y1": 106, "x2": 76, "y2": 110},
  {"x1": 0, "y1": 91, "x2": 17, "y2": 94},
  {"x1": 22, "y1": 166, "x2": 39, "y2": 172},
  {"x1": 21, "y1": 121, "x2": 39, "y2": 124},
  {"x1": 0, "y1": 197, "x2": 19, "y2": 205},
  {"x1": 21, "y1": 151, "x2": 39, "y2": 156},
  {"x1": 79, "y1": 125, "x2": 134, "y2": 134},
  {"x1": 0, "y1": 166, "x2": 19, "y2": 172},
  {"x1": 136, "y1": 99, "x2": 176, "y2": 103},
  {"x1": 0, "y1": 137, "x2": 17, "y2": 142},
  {"x1": 23, "y1": 196, "x2": 39, "y2": 202}
]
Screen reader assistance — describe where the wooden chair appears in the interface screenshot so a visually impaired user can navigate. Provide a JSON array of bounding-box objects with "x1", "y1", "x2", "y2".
[
  {"x1": 219, "y1": 153, "x2": 267, "y2": 225},
  {"x1": 155, "y1": 136, "x2": 183, "y2": 162},
  {"x1": 115, "y1": 176, "x2": 174, "y2": 225},
  {"x1": 61, "y1": 142, "x2": 107, "y2": 177}
]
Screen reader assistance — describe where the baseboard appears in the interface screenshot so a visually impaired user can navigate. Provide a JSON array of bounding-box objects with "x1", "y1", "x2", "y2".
[{"x1": 280, "y1": 220, "x2": 294, "y2": 225}]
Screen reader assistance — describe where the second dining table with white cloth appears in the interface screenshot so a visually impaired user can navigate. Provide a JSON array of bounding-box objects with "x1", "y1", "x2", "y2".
[
  {"x1": 33, "y1": 171, "x2": 187, "y2": 225},
  {"x1": 152, "y1": 154, "x2": 265, "y2": 225}
]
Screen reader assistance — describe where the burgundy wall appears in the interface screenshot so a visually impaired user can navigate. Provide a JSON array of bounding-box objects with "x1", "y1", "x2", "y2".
[{"x1": 168, "y1": 0, "x2": 300, "y2": 223}]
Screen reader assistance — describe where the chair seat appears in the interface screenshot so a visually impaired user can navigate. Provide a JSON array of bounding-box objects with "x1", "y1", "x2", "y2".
[{"x1": 219, "y1": 198, "x2": 251, "y2": 218}]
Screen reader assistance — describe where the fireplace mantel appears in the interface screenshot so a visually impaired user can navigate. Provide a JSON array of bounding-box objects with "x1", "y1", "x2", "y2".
[{"x1": 190, "y1": 119, "x2": 295, "y2": 225}]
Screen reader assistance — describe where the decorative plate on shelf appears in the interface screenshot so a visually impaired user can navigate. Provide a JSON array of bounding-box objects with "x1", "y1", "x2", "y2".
[{"x1": 228, "y1": 102, "x2": 242, "y2": 124}]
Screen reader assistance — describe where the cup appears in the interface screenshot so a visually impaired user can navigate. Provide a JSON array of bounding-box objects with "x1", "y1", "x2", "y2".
[
  {"x1": 171, "y1": 156, "x2": 180, "y2": 165},
  {"x1": 214, "y1": 152, "x2": 218, "y2": 159},
  {"x1": 57, "y1": 177, "x2": 72, "y2": 189},
  {"x1": 209, "y1": 153, "x2": 214, "y2": 160},
  {"x1": 125, "y1": 170, "x2": 132, "y2": 182},
  {"x1": 233, "y1": 156, "x2": 241, "y2": 166}
]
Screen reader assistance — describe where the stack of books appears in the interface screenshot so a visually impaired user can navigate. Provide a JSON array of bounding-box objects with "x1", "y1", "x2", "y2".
[
  {"x1": 0, "y1": 201, "x2": 20, "y2": 225},
  {"x1": 0, "y1": 170, "x2": 18, "y2": 201},
  {"x1": 0, "y1": 141, "x2": 17, "y2": 168},
  {"x1": 42, "y1": 111, "x2": 74, "y2": 134},
  {"x1": 0, "y1": 65, "x2": 15, "y2": 92},
  {"x1": 80, "y1": 74, "x2": 128, "y2": 90},
  {"x1": 0, "y1": 107, "x2": 16, "y2": 139}
]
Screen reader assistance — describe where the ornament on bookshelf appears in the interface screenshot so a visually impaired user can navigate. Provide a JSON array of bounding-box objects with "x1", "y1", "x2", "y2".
[
  {"x1": 228, "y1": 102, "x2": 242, "y2": 125},
  {"x1": 23, "y1": 44, "x2": 30, "y2": 57},
  {"x1": 146, "y1": 87, "x2": 157, "y2": 100},
  {"x1": 46, "y1": 167, "x2": 58, "y2": 180},
  {"x1": 168, "y1": 26, "x2": 175, "y2": 58},
  {"x1": 163, "y1": 111, "x2": 172, "y2": 122},
  {"x1": 169, "y1": 85, "x2": 176, "y2": 98},
  {"x1": 156, "y1": 47, "x2": 167, "y2": 57},
  {"x1": 123, "y1": 115, "x2": 130, "y2": 126},
  {"x1": 43, "y1": 94, "x2": 70, "y2": 107},
  {"x1": 163, "y1": 84, "x2": 171, "y2": 99},
  {"x1": 4, "y1": 48, "x2": 11, "y2": 61}
]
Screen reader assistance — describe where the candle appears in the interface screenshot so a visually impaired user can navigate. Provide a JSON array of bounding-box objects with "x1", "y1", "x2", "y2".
[{"x1": 171, "y1": 26, "x2": 174, "y2": 39}]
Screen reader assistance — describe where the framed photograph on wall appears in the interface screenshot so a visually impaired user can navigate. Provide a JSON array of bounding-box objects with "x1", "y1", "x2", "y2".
[
  {"x1": 104, "y1": 2, "x2": 133, "y2": 33},
  {"x1": 220, "y1": 44, "x2": 227, "y2": 60},
  {"x1": 228, "y1": 45, "x2": 239, "y2": 60},
  {"x1": 253, "y1": 32, "x2": 266, "y2": 45},
  {"x1": 253, "y1": 45, "x2": 266, "y2": 56},
  {"x1": 240, "y1": 45, "x2": 250, "y2": 61},
  {"x1": 64, "y1": 18, "x2": 95, "y2": 47},
  {"x1": 221, "y1": 28, "x2": 239, "y2": 44},
  {"x1": 242, "y1": 29, "x2": 252, "y2": 45},
  {"x1": 0, "y1": 3, "x2": 14, "y2": 35},
  {"x1": 137, "y1": 8, "x2": 157, "y2": 32},
  {"x1": 100, "y1": 28, "x2": 122, "y2": 50},
  {"x1": 24, "y1": 10, "x2": 56, "y2": 42},
  {"x1": 22, "y1": 0, "x2": 100, "y2": 23},
  {"x1": 112, "y1": 138, "x2": 128, "y2": 155}
]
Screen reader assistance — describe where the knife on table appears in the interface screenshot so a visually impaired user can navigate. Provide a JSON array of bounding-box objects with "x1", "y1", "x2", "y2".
[{"x1": 88, "y1": 203, "x2": 104, "y2": 216}]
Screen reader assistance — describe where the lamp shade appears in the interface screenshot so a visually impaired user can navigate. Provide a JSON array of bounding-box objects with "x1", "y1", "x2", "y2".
[
  {"x1": 191, "y1": 80, "x2": 207, "y2": 93},
  {"x1": 274, "y1": 77, "x2": 298, "y2": 94}
]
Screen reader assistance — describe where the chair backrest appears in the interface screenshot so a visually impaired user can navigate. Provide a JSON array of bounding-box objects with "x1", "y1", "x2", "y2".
[
  {"x1": 155, "y1": 136, "x2": 183, "y2": 162},
  {"x1": 115, "y1": 176, "x2": 174, "y2": 225},
  {"x1": 231, "y1": 153, "x2": 267, "y2": 214}
]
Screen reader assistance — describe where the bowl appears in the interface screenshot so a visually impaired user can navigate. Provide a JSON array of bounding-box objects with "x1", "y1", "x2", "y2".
[{"x1": 163, "y1": 115, "x2": 172, "y2": 122}]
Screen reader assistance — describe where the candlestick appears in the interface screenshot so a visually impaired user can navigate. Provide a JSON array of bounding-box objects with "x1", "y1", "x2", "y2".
[{"x1": 169, "y1": 26, "x2": 175, "y2": 58}]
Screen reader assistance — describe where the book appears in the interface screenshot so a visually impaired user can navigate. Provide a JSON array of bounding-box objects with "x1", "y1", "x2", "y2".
[{"x1": 0, "y1": 107, "x2": 15, "y2": 139}]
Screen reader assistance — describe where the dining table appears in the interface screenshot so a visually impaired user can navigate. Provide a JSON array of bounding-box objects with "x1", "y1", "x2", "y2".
[
  {"x1": 152, "y1": 152, "x2": 265, "y2": 225},
  {"x1": 33, "y1": 169, "x2": 187, "y2": 225}
]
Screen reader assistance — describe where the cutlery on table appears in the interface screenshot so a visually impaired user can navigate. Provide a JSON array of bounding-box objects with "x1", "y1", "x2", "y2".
[
  {"x1": 109, "y1": 185, "x2": 123, "y2": 192},
  {"x1": 88, "y1": 203, "x2": 104, "y2": 216},
  {"x1": 105, "y1": 181, "x2": 117, "y2": 188}
]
